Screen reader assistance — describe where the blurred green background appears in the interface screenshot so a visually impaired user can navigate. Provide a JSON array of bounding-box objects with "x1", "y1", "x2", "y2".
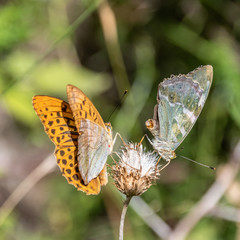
[{"x1": 0, "y1": 0, "x2": 240, "y2": 239}]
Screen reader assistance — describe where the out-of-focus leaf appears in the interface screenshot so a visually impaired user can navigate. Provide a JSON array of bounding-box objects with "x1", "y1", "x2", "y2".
[
  {"x1": 113, "y1": 36, "x2": 155, "y2": 139},
  {"x1": 187, "y1": 219, "x2": 217, "y2": 240},
  {"x1": 2, "y1": 51, "x2": 111, "y2": 126},
  {"x1": 3, "y1": 87, "x2": 35, "y2": 126},
  {"x1": 33, "y1": 60, "x2": 111, "y2": 97},
  {"x1": 0, "y1": 4, "x2": 30, "y2": 51}
]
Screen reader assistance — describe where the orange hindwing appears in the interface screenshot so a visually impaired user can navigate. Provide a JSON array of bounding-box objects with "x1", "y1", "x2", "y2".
[{"x1": 32, "y1": 95, "x2": 107, "y2": 195}]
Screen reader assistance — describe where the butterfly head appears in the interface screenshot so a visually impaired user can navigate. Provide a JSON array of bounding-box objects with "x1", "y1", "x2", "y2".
[
  {"x1": 104, "y1": 122, "x2": 112, "y2": 133},
  {"x1": 104, "y1": 122, "x2": 113, "y2": 151},
  {"x1": 145, "y1": 119, "x2": 159, "y2": 137}
]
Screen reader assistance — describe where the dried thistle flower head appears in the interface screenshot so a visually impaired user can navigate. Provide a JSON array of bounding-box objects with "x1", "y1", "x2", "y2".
[{"x1": 111, "y1": 142, "x2": 160, "y2": 196}]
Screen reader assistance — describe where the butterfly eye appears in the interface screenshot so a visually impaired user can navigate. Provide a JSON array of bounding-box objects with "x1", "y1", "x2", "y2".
[
  {"x1": 105, "y1": 122, "x2": 112, "y2": 132},
  {"x1": 145, "y1": 119, "x2": 155, "y2": 129}
]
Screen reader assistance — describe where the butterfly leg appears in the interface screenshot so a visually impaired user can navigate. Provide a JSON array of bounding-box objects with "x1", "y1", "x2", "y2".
[
  {"x1": 112, "y1": 132, "x2": 127, "y2": 147},
  {"x1": 145, "y1": 134, "x2": 153, "y2": 145},
  {"x1": 158, "y1": 160, "x2": 171, "y2": 172},
  {"x1": 109, "y1": 154, "x2": 118, "y2": 165},
  {"x1": 112, "y1": 151, "x2": 122, "y2": 160},
  {"x1": 138, "y1": 134, "x2": 147, "y2": 146}
]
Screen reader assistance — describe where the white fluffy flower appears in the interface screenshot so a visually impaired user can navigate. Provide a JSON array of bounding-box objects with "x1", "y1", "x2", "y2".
[{"x1": 111, "y1": 142, "x2": 160, "y2": 196}]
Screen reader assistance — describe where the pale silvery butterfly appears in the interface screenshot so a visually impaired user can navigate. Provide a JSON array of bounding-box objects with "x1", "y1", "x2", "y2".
[{"x1": 146, "y1": 65, "x2": 213, "y2": 168}]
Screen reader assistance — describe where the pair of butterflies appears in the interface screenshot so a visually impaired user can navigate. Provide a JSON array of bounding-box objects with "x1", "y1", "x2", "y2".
[{"x1": 33, "y1": 65, "x2": 213, "y2": 195}]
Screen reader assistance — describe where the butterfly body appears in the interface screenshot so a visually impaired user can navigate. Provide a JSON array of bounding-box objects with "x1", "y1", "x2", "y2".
[{"x1": 146, "y1": 65, "x2": 213, "y2": 163}]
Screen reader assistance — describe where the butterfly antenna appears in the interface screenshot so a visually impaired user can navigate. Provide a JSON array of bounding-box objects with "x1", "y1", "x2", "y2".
[
  {"x1": 107, "y1": 90, "x2": 128, "y2": 122},
  {"x1": 178, "y1": 155, "x2": 216, "y2": 170}
]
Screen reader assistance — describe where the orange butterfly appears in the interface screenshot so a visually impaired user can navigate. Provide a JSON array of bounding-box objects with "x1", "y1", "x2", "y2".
[{"x1": 33, "y1": 85, "x2": 116, "y2": 195}]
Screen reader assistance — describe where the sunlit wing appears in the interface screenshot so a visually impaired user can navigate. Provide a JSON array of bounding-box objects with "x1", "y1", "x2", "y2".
[
  {"x1": 32, "y1": 95, "x2": 107, "y2": 195},
  {"x1": 157, "y1": 65, "x2": 213, "y2": 150}
]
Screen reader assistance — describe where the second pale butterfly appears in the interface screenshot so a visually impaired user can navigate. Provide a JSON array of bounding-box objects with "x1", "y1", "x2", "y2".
[
  {"x1": 33, "y1": 84, "x2": 115, "y2": 195},
  {"x1": 146, "y1": 65, "x2": 213, "y2": 169}
]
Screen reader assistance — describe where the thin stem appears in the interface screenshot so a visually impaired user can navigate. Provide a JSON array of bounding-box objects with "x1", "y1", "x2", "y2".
[
  {"x1": 119, "y1": 196, "x2": 132, "y2": 240},
  {"x1": 98, "y1": 1, "x2": 130, "y2": 98},
  {"x1": 0, "y1": 155, "x2": 56, "y2": 226}
]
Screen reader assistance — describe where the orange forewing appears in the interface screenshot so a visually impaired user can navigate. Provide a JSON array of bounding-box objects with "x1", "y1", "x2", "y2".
[
  {"x1": 32, "y1": 95, "x2": 107, "y2": 195},
  {"x1": 66, "y1": 84, "x2": 106, "y2": 130}
]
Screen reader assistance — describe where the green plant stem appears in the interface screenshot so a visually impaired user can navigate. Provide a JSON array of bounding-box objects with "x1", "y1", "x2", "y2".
[{"x1": 119, "y1": 196, "x2": 132, "y2": 240}]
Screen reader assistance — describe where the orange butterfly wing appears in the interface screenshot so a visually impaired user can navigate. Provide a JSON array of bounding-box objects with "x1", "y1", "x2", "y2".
[
  {"x1": 32, "y1": 95, "x2": 107, "y2": 195},
  {"x1": 66, "y1": 84, "x2": 106, "y2": 129}
]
